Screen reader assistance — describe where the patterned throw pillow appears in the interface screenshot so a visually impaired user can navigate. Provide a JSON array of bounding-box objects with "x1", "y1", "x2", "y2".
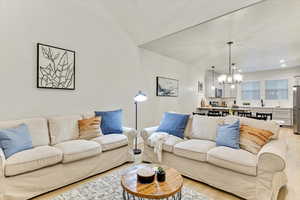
[
  {"x1": 239, "y1": 125, "x2": 273, "y2": 154},
  {"x1": 78, "y1": 117, "x2": 102, "y2": 139}
]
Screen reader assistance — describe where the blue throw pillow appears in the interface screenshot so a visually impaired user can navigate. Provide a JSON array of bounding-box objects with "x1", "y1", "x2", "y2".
[
  {"x1": 0, "y1": 124, "x2": 33, "y2": 159},
  {"x1": 156, "y1": 112, "x2": 190, "y2": 139},
  {"x1": 95, "y1": 109, "x2": 123, "y2": 134},
  {"x1": 216, "y1": 120, "x2": 240, "y2": 149}
]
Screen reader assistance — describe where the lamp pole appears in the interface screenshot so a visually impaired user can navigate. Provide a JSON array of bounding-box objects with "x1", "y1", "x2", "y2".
[
  {"x1": 133, "y1": 101, "x2": 142, "y2": 155},
  {"x1": 133, "y1": 91, "x2": 147, "y2": 155},
  {"x1": 133, "y1": 100, "x2": 142, "y2": 155}
]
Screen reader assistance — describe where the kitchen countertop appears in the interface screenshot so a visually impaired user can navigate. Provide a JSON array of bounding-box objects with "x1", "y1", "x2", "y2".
[
  {"x1": 197, "y1": 107, "x2": 250, "y2": 110},
  {"x1": 197, "y1": 106, "x2": 293, "y2": 110},
  {"x1": 235, "y1": 106, "x2": 292, "y2": 109},
  {"x1": 196, "y1": 106, "x2": 293, "y2": 126}
]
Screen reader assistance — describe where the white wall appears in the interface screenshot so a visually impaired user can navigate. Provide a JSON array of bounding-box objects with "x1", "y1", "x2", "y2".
[
  {"x1": 0, "y1": 0, "x2": 195, "y2": 128},
  {"x1": 139, "y1": 49, "x2": 199, "y2": 127},
  {"x1": 186, "y1": 65, "x2": 206, "y2": 110},
  {"x1": 0, "y1": 0, "x2": 139, "y2": 125},
  {"x1": 236, "y1": 67, "x2": 300, "y2": 107}
]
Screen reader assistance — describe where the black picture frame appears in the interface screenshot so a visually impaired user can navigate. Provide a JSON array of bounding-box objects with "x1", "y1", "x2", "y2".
[
  {"x1": 156, "y1": 76, "x2": 179, "y2": 97},
  {"x1": 37, "y1": 43, "x2": 76, "y2": 90}
]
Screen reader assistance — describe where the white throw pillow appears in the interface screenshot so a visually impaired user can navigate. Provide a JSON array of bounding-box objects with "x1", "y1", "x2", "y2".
[
  {"x1": 48, "y1": 115, "x2": 82, "y2": 145},
  {"x1": 191, "y1": 115, "x2": 224, "y2": 141}
]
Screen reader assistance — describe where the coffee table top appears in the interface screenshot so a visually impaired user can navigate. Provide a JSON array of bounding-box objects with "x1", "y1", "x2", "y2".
[{"x1": 121, "y1": 164, "x2": 183, "y2": 199}]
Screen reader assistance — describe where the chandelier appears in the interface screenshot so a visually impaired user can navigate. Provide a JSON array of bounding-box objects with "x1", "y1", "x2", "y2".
[{"x1": 218, "y1": 42, "x2": 243, "y2": 87}]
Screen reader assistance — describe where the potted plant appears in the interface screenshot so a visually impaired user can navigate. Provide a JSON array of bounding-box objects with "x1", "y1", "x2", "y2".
[{"x1": 156, "y1": 167, "x2": 166, "y2": 182}]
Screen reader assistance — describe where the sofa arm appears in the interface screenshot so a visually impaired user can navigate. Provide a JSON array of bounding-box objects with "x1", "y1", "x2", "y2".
[
  {"x1": 258, "y1": 139, "x2": 287, "y2": 172},
  {"x1": 141, "y1": 126, "x2": 159, "y2": 142},
  {"x1": 0, "y1": 149, "x2": 5, "y2": 178},
  {"x1": 123, "y1": 127, "x2": 137, "y2": 148}
]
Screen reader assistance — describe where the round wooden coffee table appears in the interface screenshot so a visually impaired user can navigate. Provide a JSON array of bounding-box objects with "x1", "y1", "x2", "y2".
[{"x1": 121, "y1": 164, "x2": 183, "y2": 200}]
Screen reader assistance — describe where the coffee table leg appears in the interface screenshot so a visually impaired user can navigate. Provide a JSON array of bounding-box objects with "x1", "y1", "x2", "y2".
[
  {"x1": 173, "y1": 190, "x2": 182, "y2": 200},
  {"x1": 123, "y1": 189, "x2": 132, "y2": 200},
  {"x1": 123, "y1": 189, "x2": 182, "y2": 200},
  {"x1": 122, "y1": 189, "x2": 127, "y2": 200}
]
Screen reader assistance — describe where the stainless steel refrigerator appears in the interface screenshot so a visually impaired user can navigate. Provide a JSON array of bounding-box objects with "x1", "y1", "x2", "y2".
[{"x1": 293, "y1": 85, "x2": 300, "y2": 134}]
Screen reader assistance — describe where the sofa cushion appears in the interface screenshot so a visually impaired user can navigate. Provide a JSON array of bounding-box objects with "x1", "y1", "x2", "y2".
[
  {"x1": 54, "y1": 140, "x2": 101, "y2": 163},
  {"x1": 207, "y1": 146, "x2": 257, "y2": 176},
  {"x1": 0, "y1": 117, "x2": 49, "y2": 147},
  {"x1": 95, "y1": 110, "x2": 123, "y2": 134},
  {"x1": 240, "y1": 124, "x2": 273, "y2": 154},
  {"x1": 5, "y1": 146, "x2": 62, "y2": 176},
  {"x1": 216, "y1": 120, "x2": 240, "y2": 149},
  {"x1": 157, "y1": 112, "x2": 190, "y2": 139},
  {"x1": 191, "y1": 115, "x2": 224, "y2": 141},
  {"x1": 147, "y1": 134, "x2": 184, "y2": 152},
  {"x1": 174, "y1": 139, "x2": 216, "y2": 161},
  {"x1": 92, "y1": 134, "x2": 128, "y2": 151},
  {"x1": 225, "y1": 115, "x2": 279, "y2": 139},
  {"x1": 0, "y1": 124, "x2": 33, "y2": 159},
  {"x1": 78, "y1": 116, "x2": 102, "y2": 140},
  {"x1": 167, "y1": 112, "x2": 193, "y2": 138},
  {"x1": 48, "y1": 115, "x2": 82, "y2": 145}
]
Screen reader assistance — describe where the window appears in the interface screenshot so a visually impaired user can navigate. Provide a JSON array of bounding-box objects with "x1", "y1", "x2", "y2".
[
  {"x1": 241, "y1": 81, "x2": 260, "y2": 100},
  {"x1": 265, "y1": 79, "x2": 288, "y2": 100}
]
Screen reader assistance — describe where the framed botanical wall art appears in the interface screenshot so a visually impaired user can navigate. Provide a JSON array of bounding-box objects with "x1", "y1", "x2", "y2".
[
  {"x1": 37, "y1": 43, "x2": 75, "y2": 90},
  {"x1": 156, "y1": 76, "x2": 179, "y2": 97}
]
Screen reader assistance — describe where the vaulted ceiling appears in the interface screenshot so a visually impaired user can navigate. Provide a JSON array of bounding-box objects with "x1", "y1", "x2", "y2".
[
  {"x1": 99, "y1": 0, "x2": 300, "y2": 73},
  {"x1": 139, "y1": 0, "x2": 300, "y2": 73},
  {"x1": 99, "y1": 0, "x2": 263, "y2": 45}
]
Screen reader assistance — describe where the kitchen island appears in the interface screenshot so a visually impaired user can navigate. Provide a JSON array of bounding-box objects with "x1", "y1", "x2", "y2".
[{"x1": 196, "y1": 106, "x2": 293, "y2": 126}]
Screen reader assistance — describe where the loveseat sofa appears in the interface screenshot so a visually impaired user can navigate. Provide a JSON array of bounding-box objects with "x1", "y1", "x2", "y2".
[
  {"x1": 142, "y1": 115, "x2": 287, "y2": 200},
  {"x1": 0, "y1": 112, "x2": 136, "y2": 200}
]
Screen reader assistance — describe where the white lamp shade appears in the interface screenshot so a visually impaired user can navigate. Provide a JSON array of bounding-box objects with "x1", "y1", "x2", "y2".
[{"x1": 134, "y1": 91, "x2": 147, "y2": 102}]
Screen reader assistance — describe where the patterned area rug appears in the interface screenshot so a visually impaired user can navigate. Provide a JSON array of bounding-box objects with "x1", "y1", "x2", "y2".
[{"x1": 51, "y1": 167, "x2": 211, "y2": 200}]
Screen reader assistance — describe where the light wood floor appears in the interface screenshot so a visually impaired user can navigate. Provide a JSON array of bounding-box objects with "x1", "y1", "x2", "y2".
[{"x1": 34, "y1": 128, "x2": 300, "y2": 200}]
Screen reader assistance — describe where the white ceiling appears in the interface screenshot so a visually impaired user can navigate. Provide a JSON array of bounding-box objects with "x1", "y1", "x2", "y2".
[
  {"x1": 140, "y1": 0, "x2": 300, "y2": 73},
  {"x1": 99, "y1": 0, "x2": 263, "y2": 45}
]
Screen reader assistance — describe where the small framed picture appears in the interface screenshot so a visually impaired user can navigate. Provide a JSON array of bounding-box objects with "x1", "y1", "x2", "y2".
[
  {"x1": 156, "y1": 76, "x2": 179, "y2": 97},
  {"x1": 37, "y1": 43, "x2": 75, "y2": 90},
  {"x1": 198, "y1": 81, "x2": 203, "y2": 93}
]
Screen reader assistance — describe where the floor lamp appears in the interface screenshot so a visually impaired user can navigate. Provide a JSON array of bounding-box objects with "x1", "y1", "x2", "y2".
[{"x1": 133, "y1": 91, "x2": 147, "y2": 155}]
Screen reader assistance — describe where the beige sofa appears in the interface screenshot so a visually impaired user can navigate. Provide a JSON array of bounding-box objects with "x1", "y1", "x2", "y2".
[
  {"x1": 142, "y1": 115, "x2": 287, "y2": 200},
  {"x1": 0, "y1": 112, "x2": 136, "y2": 200}
]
